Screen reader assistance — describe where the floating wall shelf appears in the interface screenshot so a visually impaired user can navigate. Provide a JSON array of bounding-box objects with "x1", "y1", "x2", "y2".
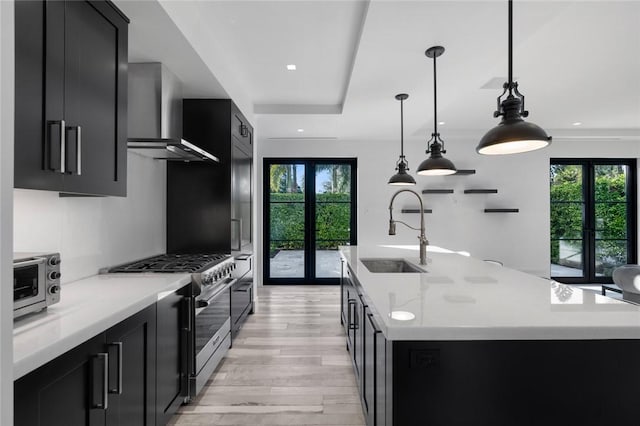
[
  {"x1": 422, "y1": 189, "x2": 454, "y2": 194},
  {"x1": 401, "y1": 209, "x2": 433, "y2": 214},
  {"x1": 484, "y1": 208, "x2": 519, "y2": 213},
  {"x1": 464, "y1": 189, "x2": 498, "y2": 194},
  {"x1": 454, "y1": 169, "x2": 476, "y2": 175}
]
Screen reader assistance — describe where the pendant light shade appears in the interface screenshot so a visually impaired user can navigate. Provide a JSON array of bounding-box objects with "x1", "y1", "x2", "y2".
[
  {"x1": 417, "y1": 46, "x2": 456, "y2": 176},
  {"x1": 388, "y1": 94, "x2": 416, "y2": 186},
  {"x1": 477, "y1": 0, "x2": 551, "y2": 155}
]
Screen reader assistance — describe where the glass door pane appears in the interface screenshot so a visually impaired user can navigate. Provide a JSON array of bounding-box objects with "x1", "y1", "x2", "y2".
[
  {"x1": 315, "y1": 164, "x2": 353, "y2": 278},
  {"x1": 550, "y1": 164, "x2": 585, "y2": 278},
  {"x1": 594, "y1": 164, "x2": 631, "y2": 277},
  {"x1": 268, "y1": 164, "x2": 305, "y2": 279}
]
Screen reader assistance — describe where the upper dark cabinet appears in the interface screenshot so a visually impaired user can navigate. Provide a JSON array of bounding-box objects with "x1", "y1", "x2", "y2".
[
  {"x1": 168, "y1": 99, "x2": 253, "y2": 254},
  {"x1": 15, "y1": 0, "x2": 129, "y2": 196}
]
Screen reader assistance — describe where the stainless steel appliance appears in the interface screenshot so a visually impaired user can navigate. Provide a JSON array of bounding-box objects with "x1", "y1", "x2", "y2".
[
  {"x1": 13, "y1": 252, "x2": 61, "y2": 319},
  {"x1": 108, "y1": 253, "x2": 235, "y2": 400}
]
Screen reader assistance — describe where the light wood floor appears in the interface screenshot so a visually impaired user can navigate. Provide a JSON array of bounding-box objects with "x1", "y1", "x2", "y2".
[{"x1": 169, "y1": 285, "x2": 365, "y2": 426}]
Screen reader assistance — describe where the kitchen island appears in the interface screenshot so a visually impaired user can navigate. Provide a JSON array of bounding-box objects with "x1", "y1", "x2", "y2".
[{"x1": 340, "y1": 245, "x2": 640, "y2": 426}]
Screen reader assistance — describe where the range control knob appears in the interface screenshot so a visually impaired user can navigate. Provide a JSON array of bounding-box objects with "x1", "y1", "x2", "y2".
[
  {"x1": 48, "y1": 271, "x2": 61, "y2": 280},
  {"x1": 48, "y1": 256, "x2": 61, "y2": 266},
  {"x1": 49, "y1": 285, "x2": 60, "y2": 295}
]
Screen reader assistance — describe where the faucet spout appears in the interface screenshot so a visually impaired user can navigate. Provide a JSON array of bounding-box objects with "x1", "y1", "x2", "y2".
[{"x1": 388, "y1": 189, "x2": 428, "y2": 265}]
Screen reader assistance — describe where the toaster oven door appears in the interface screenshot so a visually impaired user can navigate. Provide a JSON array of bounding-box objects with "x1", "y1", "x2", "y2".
[{"x1": 14, "y1": 257, "x2": 46, "y2": 313}]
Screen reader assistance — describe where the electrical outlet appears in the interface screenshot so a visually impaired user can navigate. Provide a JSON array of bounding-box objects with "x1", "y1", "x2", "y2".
[{"x1": 410, "y1": 349, "x2": 440, "y2": 369}]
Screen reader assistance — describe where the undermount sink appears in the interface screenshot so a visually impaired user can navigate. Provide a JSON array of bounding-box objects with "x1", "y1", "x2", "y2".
[{"x1": 360, "y1": 258, "x2": 426, "y2": 273}]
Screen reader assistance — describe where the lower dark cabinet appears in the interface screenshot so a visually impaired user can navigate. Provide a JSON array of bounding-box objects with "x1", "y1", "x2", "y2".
[
  {"x1": 14, "y1": 304, "x2": 156, "y2": 426},
  {"x1": 14, "y1": 283, "x2": 191, "y2": 426},
  {"x1": 230, "y1": 281, "x2": 252, "y2": 340},
  {"x1": 15, "y1": 334, "x2": 108, "y2": 426},
  {"x1": 156, "y1": 286, "x2": 191, "y2": 425},
  {"x1": 105, "y1": 305, "x2": 156, "y2": 426}
]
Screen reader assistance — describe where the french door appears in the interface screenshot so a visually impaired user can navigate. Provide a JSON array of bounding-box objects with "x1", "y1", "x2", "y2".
[
  {"x1": 263, "y1": 158, "x2": 357, "y2": 285},
  {"x1": 550, "y1": 159, "x2": 637, "y2": 284}
]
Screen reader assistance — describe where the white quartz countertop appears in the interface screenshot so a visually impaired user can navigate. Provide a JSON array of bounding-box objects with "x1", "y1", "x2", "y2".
[
  {"x1": 13, "y1": 273, "x2": 191, "y2": 379},
  {"x1": 340, "y1": 245, "x2": 640, "y2": 341}
]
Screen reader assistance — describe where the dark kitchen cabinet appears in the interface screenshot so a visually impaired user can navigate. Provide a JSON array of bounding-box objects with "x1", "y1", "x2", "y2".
[
  {"x1": 14, "y1": 304, "x2": 156, "y2": 426},
  {"x1": 168, "y1": 99, "x2": 253, "y2": 254},
  {"x1": 341, "y1": 262, "x2": 388, "y2": 426},
  {"x1": 105, "y1": 305, "x2": 157, "y2": 426},
  {"x1": 156, "y1": 285, "x2": 192, "y2": 424},
  {"x1": 231, "y1": 254, "x2": 254, "y2": 341},
  {"x1": 14, "y1": 0, "x2": 129, "y2": 196},
  {"x1": 15, "y1": 334, "x2": 108, "y2": 426}
]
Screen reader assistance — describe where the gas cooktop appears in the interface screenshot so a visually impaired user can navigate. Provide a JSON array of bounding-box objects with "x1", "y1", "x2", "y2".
[{"x1": 109, "y1": 253, "x2": 229, "y2": 274}]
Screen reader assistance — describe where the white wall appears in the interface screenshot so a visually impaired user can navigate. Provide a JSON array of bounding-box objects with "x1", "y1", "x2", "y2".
[
  {"x1": 14, "y1": 153, "x2": 166, "y2": 283},
  {"x1": 256, "y1": 135, "x2": 640, "y2": 284},
  {"x1": 0, "y1": 1, "x2": 14, "y2": 423}
]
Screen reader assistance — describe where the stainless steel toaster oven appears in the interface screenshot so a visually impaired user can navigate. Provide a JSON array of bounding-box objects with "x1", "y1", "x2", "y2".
[{"x1": 13, "y1": 252, "x2": 61, "y2": 319}]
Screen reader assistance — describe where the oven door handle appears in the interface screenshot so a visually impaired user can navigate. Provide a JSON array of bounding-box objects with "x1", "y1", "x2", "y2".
[
  {"x1": 13, "y1": 257, "x2": 46, "y2": 268},
  {"x1": 198, "y1": 279, "x2": 237, "y2": 307}
]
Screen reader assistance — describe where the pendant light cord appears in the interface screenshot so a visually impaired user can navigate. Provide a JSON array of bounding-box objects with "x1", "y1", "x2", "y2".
[
  {"x1": 400, "y1": 97, "x2": 404, "y2": 158},
  {"x1": 433, "y1": 53, "x2": 438, "y2": 136},
  {"x1": 508, "y1": 0, "x2": 513, "y2": 93}
]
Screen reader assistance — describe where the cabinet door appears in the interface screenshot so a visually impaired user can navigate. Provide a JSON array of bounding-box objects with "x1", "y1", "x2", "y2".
[
  {"x1": 61, "y1": 0, "x2": 128, "y2": 196},
  {"x1": 231, "y1": 267, "x2": 253, "y2": 341},
  {"x1": 14, "y1": 334, "x2": 108, "y2": 426},
  {"x1": 364, "y1": 310, "x2": 385, "y2": 426},
  {"x1": 105, "y1": 304, "x2": 156, "y2": 426},
  {"x1": 15, "y1": 0, "x2": 65, "y2": 190},
  {"x1": 156, "y1": 286, "x2": 191, "y2": 425}
]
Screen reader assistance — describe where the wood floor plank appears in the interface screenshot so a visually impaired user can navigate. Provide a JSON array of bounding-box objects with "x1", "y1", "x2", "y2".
[{"x1": 170, "y1": 285, "x2": 365, "y2": 426}]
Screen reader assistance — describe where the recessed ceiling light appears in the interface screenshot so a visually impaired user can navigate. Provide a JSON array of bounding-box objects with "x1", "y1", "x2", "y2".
[
  {"x1": 572, "y1": 122, "x2": 582, "y2": 126},
  {"x1": 297, "y1": 128, "x2": 304, "y2": 133},
  {"x1": 439, "y1": 121, "x2": 445, "y2": 125},
  {"x1": 286, "y1": 64, "x2": 296, "y2": 71}
]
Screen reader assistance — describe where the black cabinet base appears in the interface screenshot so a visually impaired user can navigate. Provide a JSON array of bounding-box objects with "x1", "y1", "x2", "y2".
[{"x1": 390, "y1": 339, "x2": 640, "y2": 426}]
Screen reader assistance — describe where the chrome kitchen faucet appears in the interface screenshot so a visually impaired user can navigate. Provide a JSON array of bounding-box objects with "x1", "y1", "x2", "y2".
[{"x1": 388, "y1": 189, "x2": 429, "y2": 265}]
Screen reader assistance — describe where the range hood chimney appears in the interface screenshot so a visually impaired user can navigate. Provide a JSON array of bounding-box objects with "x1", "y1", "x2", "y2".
[{"x1": 127, "y1": 63, "x2": 219, "y2": 163}]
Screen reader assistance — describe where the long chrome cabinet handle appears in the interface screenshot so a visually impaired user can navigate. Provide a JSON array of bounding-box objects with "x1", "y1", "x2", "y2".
[
  {"x1": 60, "y1": 119, "x2": 66, "y2": 173},
  {"x1": 76, "y1": 125, "x2": 82, "y2": 175},
  {"x1": 108, "y1": 342, "x2": 123, "y2": 394},
  {"x1": 92, "y1": 352, "x2": 109, "y2": 409}
]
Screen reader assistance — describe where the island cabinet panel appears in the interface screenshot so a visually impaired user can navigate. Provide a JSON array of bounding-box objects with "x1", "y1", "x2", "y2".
[
  {"x1": 390, "y1": 339, "x2": 640, "y2": 426},
  {"x1": 14, "y1": 334, "x2": 108, "y2": 426},
  {"x1": 14, "y1": 0, "x2": 128, "y2": 196}
]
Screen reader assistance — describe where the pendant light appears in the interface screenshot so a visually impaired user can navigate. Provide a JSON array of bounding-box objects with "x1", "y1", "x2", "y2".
[
  {"x1": 417, "y1": 46, "x2": 456, "y2": 176},
  {"x1": 476, "y1": 0, "x2": 551, "y2": 155},
  {"x1": 388, "y1": 93, "x2": 416, "y2": 186}
]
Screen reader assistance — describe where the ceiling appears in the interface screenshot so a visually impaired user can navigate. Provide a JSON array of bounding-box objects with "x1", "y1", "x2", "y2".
[{"x1": 118, "y1": 0, "x2": 640, "y2": 143}]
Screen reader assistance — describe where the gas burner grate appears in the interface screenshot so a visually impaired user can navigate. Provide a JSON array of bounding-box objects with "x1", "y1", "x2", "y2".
[{"x1": 109, "y1": 253, "x2": 230, "y2": 274}]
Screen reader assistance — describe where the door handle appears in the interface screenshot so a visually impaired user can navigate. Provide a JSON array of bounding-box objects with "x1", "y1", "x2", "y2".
[
  {"x1": 76, "y1": 125, "x2": 82, "y2": 176},
  {"x1": 47, "y1": 120, "x2": 66, "y2": 173},
  {"x1": 231, "y1": 218, "x2": 242, "y2": 251},
  {"x1": 183, "y1": 297, "x2": 192, "y2": 332},
  {"x1": 91, "y1": 352, "x2": 109, "y2": 409},
  {"x1": 348, "y1": 300, "x2": 356, "y2": 330},
  {"x1": 107, "y1": 342, "x2": 123, "y2": 394}
]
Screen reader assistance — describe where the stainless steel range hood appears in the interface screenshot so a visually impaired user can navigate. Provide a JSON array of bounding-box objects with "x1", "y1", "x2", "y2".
[{"x1": 127, "y1": 63, "x2": 219, "y2": 163}]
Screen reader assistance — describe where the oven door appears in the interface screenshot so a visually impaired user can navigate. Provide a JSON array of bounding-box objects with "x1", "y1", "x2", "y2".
[
  {"x1": 13, "y1": 257, "x2": 46, "y2": 315},
  {"x1": 194, "y1": 281, "x2": 232, "y2": 374}
]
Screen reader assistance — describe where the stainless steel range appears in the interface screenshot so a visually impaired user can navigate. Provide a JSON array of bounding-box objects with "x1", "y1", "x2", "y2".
[{"x1": 109, "y1": 253, "x2": 235, "y2": 400}]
